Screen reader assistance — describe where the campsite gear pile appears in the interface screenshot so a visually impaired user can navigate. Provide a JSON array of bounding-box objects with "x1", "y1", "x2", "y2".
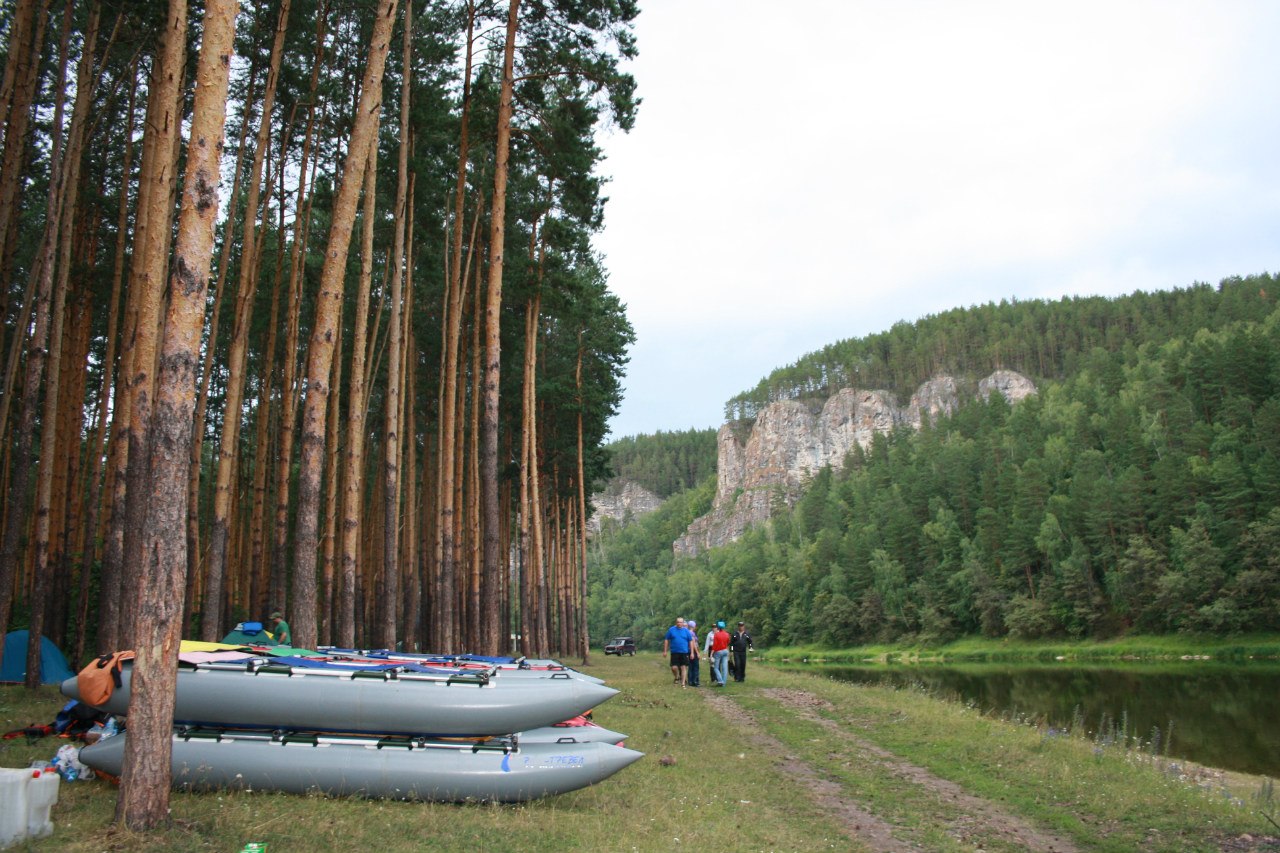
[{"x1": 62, "y1": 638, "x2": 641, "y2": 802}]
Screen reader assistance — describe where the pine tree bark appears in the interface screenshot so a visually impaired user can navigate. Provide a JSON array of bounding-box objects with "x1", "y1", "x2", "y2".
[
  {"x1": 116, "y1": 0, "x2": 236, "y2": 829},
  {"x1": 438, "y1": 0, "x2": 475, "y2": 657},
  {"x1": 0, "y1": 0, "x2": 70, "y2": 659},
  {"x1": 202, "y1": 0, "x2": 293, "y2": 639},
  {"x1": 320, "y1": 310, "x2": 343, "y2": 646},
  {"x1": 380, "y1": 0, "x2": 412, "y2": 648},
  {"x1": 270, "y1": 190, "x2": 306, "y2": 618},
  {"x1": 185, "y1": 76, "x2": 251, "y2": 635},
  {"x1": 0, "y1": 0, "x2": 50, "y2": 354},
  {"x1": 470, "y1": 267, "x2": 486, "y2": 647},
  {"x1": 27, "y1": 0, "x2": 101, "y2": 684},
  {"x1": 339, "y1": 144, "x2": 379, "y2": 648},
  {"x1": 575, "y1": 345, "x2": 591, "y2": 665},
  {"x1": 517, "y1": 302, "x2": 533, "y2": 656},
  {"x1": 291, "y1": 0, "x2": 397, "y2": 652},
  {"x1": 0, "y1": 0, "x2": 40, "y2": 148},
  {"x1": 91, "y1": 58, "x2": 142, "y2": 650},
  {"x1": 480, "y1": 0, "x2": 520, "y2": 656},
  {"x1": 56, "y1": 272, "x2": 93, "y2": 648},
  {"x1": 248, "y1": 258, "x2": 282, "y2": 615},
  {"x1": 272, "y1": 5, "x2": 326, "y2": 642},
  {"x1": 402, "y1": 287, "x2": 420, "y2": 647},
  {"x1": 116, "y1": 11, "x2": 188, "y2": 650},
  {"x1": 529, "y1": 299, "x2": 547, "y2": 654}
]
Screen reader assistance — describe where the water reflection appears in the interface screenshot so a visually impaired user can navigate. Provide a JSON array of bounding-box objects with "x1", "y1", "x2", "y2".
[{"x1": 775, "y1": 662, "x2": 1280, "y2": 777}]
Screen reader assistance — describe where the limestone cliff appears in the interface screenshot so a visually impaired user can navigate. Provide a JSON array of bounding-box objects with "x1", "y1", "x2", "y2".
[
  {"x1": 673, "y1": 370, "x2": 1037, "y2": 557},
  {"x1": 588, "y1": 478, "x2": 664, "y2": 533}
]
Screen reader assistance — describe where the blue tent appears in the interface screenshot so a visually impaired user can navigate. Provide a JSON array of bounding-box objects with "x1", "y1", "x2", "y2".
[{"x1": 0, "y1": 630, "x2": 76, "y2": 685}]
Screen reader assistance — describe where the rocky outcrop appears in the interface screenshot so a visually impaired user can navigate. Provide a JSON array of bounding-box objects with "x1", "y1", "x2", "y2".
[
  {"x1": 978, "y1": 369, "x2": 1038, "y2": 404},
  {"x1": 673, "y1": 370, "x2": 1036, "y2": 557},
  {"x1": 588, "y1": 479, "x2": 664, "y2": 533}
]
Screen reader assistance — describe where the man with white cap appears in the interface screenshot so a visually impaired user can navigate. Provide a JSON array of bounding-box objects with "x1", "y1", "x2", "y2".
[{"x1": 686, "y1": 621, "x2": 701, "y2": 687}]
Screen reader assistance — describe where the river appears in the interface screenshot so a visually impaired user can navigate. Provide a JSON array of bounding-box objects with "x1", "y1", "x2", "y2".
[{"x1": 773, "y1": 660, "x2": 1280, "y2": 777}]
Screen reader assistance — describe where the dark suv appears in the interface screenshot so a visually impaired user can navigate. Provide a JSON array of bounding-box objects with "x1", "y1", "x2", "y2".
[{"x1": 604, "y1": 636, "x2": 636, "y2": 656}]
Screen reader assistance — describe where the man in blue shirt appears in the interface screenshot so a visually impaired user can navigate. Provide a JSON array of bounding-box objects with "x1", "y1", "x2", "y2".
[{"x1": 662, "y1": 617, "x2": 696, "y2": 687}]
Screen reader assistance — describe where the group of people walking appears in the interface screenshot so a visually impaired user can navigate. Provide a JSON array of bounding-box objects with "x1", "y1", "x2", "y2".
[{"x1": 662, "y1": 617, "x2": 753, "y2": 687}]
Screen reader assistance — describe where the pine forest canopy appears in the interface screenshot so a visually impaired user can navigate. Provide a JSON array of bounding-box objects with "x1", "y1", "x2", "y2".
[
  {"x1": 589, "y1": 274, "x2": 1280, "y2": 650},
  {"x1": 0, "y1": 0, "x2": 641, "y2": 683},
  {"x1": 603, "y1": 427, "x2": 717, "y2": 499}
]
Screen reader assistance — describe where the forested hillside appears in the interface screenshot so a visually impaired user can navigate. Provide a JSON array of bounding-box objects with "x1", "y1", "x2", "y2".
[
  {"x1": 725, "y1": 276, "x2": 1276, "y2": 421},
  {"x1": 601, "y1": 428, "x2": 717, "y2": 499},
  {"x1": 591, "y1": 275, "x2": 1280, "y2": 648}
]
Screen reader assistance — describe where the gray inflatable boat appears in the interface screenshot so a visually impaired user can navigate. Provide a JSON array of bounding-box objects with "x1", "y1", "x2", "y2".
[
  {"x1": 61, "y1": 660, "x2": 617, "y2": 737},
  {"x1": 78, "y1": 729, "x2": 643, "y2": 802}
]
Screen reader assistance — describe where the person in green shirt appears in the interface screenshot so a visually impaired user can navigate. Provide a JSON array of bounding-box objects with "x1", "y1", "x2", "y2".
[{"x1": 269, "y1": 610, "x2": 291, "y2": 645}]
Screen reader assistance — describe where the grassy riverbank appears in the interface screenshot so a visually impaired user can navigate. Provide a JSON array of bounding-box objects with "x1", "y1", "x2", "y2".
[
  {"x1": 1, "y1": 655, "x2": 1275, "y2": 851},
  {"x1": 758, "y1": 633, "x2": 1280, "y2": 664}
]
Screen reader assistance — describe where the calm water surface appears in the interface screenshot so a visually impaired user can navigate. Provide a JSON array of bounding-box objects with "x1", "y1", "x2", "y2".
[{"x1": 775, "y1": 661, "x2": 1280, "y2": 777}]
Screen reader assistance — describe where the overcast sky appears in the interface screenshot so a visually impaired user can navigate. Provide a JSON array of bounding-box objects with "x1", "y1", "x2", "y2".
[{"x1": 590, "y1": 0, "x2": 1280, "y2": 439}]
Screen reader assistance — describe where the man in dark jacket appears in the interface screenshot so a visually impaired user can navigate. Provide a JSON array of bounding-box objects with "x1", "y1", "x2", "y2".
[{"x1": 729, "y1": 621, "x2": 753, "y2": 682}]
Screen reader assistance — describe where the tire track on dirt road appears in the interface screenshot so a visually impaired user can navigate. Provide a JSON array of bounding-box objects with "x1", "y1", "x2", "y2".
[
  {"x1": 755, "y1": 687, "x2": 1081, "y2": 853},
  {"x1": 703, "y1": 690, "x2": 918, "y2": 852}
]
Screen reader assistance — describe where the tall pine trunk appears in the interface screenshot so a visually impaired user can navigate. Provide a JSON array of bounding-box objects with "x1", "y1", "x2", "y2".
[
  {"x1": 339, "y1": 144, "x2": 379, "y2": 648},
  {"x1": 203, "y1": 0, "x2": 293, "y2": 639},
  {"x1": 380, "y1": 0, "x2": 412, "y2": 648},
  {"x1": 116, "y1": 0, "x2": 236, "y2": 829},
  {"x1": 575, "y1": 345, "x2": 590, "y2": 665},
  {"x1": 0, "y1": 0, "x2": 71, "y2": 657},
  {"x1": 291, "y1": 0, "x2": 399, "y2": 651},
  {"x1": 27, "y1": 0, "x2": 102, "y2": 685},
  {"x1": 0, "y1": 0, "x2": 50, "y2": 362},
  {"x1": 438, "y1": 0, "x2": 475, "y2": 656},
  {"x1": 185, "y1": 71, "x2": 252, "y2": 635},
  {"x1": 480, "y1": 0, "x2": 520, "y2": 656},
  {"x1": 75, "y1": 59, "x2": 136, "y2": 661},
  {"x1": 113, "y1": 9, "x2": 187, "y2": 650}
]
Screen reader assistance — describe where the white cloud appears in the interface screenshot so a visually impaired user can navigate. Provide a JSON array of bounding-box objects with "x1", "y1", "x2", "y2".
[{"x1": 594, "y1": 0, "x2": 1280, "y2": 437}]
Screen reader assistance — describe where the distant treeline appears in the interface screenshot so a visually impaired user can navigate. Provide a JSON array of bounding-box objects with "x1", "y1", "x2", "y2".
[
  {"x1": 592, "y1": 274, "x2": 1280, "y2": 648},
  {"x1": 724, "y1": 275, "x2": 1278, "y2": 422},
  {"x1": 603, "y1": 428, "x2": 718, "y2": 499}
]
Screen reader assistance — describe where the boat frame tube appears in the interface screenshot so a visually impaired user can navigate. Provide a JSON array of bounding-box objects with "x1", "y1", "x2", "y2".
[
  {"x1": 61, "y1": 660, "x2": 617, "y2": 737},
  {"x1": 78, "y1": 730, "x2": 643, "y2": 802}
]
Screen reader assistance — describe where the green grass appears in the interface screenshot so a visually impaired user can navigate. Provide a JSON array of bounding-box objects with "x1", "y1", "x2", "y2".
[
  {"x1": 759, "y1": 633, "x2": 1280, "y2": 664},
  {"x1": 1, "y1": 655, "x2": 1274, "y2": 851},
  {"x1": 748, "y1": 669, "x2": 1273, "y2": 851},
  {"x1": 0, "y1": 660, "x2": 848, "y2": 853}
]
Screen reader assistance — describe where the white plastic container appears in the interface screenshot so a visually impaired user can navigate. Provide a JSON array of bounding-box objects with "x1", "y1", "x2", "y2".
[
  {"x1": 0, "y1": 767, "x2": 59, "y2": 847},
  {"x1": 25, "y1": 770, "x2": 59, "y2": 839}
]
